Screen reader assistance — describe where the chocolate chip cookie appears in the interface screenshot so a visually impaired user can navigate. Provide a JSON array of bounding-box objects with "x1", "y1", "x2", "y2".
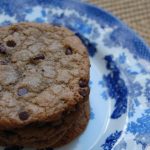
[
  {"x1": 0, "y1": 22, "x2": 90, "y2": 148},
  {"x1": 0, "y1": 100, "x2": 90, "y2": 148}
]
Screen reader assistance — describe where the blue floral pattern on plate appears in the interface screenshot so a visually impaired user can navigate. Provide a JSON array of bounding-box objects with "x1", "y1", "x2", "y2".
[{"x1": 0, "y1": 0, "x2": 150, "y2": 150}]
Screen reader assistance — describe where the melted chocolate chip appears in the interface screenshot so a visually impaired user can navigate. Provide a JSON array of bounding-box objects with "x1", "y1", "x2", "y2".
[
  {"x1": 65, "y1": 47, "x2": 73, "y2": 55},
  {"x1": 4, "y1": 146, "x2": 23, "y2": 150},
  {"x1": 6, "y1": 40, "x2": 16, "y2": 47},
  {"x1": 18, "y1": 88, "x2": 28, "y2": 96},
  {"x1": 79, "y1": 79, "x2": 88, "y2": 88},
  {"x1": 33, "y1": 54, "x2": 45, "y2": 60},
  {"x1": 0, "y1": 44, "x2": 7, "y2": 54},
  {"x1": 19, "y1": 111, "x2": 29, "y2": 121},
  {"x1": 79, "y1": 89, "x2": 87, "y2": 97}
]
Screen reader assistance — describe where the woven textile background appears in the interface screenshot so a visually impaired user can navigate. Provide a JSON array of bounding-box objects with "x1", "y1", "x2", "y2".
[{"x1": 87, "y1": 0, "x2": 150, "y2": 46}]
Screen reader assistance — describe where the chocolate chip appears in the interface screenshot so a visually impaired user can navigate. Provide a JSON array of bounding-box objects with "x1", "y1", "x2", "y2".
[
  {"x1": 79, "y1": 89, "x2": 87, "y2": 97},
  {"x1": 79, "y1": 79, "x2": 88, "y2": 88},
  {"x1": 4, "y1": 146, "x2": 23, "y2": 150},
  {"x1": 18, "y1": 88, "x2": 28, "y2": 96},
  {"x1": 65, "y1": 47, "x2": 73, "y2": 55},
  {"x1": 22, "y1": 74, "x2": 26, "y2": 77},
  {"x1": 0, "y1": 44, "x2": 7, "y2": 54},
  {"x1": 33, "y1": 54, "x2": 45, "y2": 60},
  {"x1": 19, "y1": 111, "x2": 29, "y2": 121},
  {"x1": 30, "y1": 54, "x2": 45, "y2": 64},
  {"x1": 0, "y1": 60, "x2": 9, "y2": 65},
  {"x1": 6, "y1": 40, "x2": 16, "y2": 47}
]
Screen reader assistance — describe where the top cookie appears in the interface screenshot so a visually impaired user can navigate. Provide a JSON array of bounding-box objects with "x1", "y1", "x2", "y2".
[{"x1": 0, "y1": 23, "x2": 90, "y2": 129}]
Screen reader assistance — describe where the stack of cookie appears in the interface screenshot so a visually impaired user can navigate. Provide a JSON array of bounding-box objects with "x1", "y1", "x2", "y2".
[{"x1": 0, "y1": 23, "x2": 90, "y2": 148}]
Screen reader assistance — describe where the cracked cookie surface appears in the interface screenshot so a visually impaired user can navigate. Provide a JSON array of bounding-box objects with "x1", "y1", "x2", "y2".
[{"x1": 0, "y1": 23, "x2": 90, "y2": 130}]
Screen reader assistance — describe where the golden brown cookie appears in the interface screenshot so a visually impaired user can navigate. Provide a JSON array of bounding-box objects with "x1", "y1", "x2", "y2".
[
  {"x1": 52, "y1": 100, "x2": 90, "y2": 147},
  {"x1": 0, "y1": 22, "x2": 90, "y2": 149},
  {"x1": 0, "y1": 100, "x2": 90, "y2": 148}
]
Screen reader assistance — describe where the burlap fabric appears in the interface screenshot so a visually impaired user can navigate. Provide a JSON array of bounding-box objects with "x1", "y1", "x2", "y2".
[{"x1": 87, "y1": 0, "x2": 150, "y2": 46}]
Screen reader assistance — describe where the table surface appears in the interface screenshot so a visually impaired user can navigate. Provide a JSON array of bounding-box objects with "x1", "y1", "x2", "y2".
[{"x1": 87, "y1": 0, "x2": 150, "y2": 46}]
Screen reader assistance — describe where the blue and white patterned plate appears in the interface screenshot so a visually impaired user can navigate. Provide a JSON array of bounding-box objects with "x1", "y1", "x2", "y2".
[{"x1": 0, "y1": 0, "x2": 150, "y2": 150}]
